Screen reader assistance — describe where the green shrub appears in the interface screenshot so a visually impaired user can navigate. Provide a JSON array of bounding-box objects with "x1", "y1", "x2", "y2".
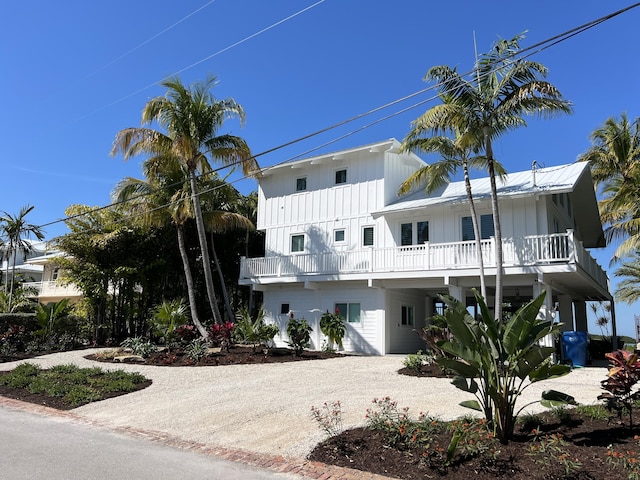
[
  {"x1": 234, "y1": 307, "x2": 279, "y2": 352},
  {"x1": 120, "y1": 337, "x2": 157, "y2": 358},
  {"x1": 403, "y1": 350, "x2": 432, "y2": 371},
  {"x1": 185, "y1": 338, "x2": 208, "y2": 362},
  {"x1": 319, "y1": 310, "x2": 346, "y2": 351},
  {"x1": 286, "y1": 316, "x2": 312, "y2": 356}
]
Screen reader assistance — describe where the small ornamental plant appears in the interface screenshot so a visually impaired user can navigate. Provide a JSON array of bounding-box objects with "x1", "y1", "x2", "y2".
[
  {"x1": 527, "y1": 431, "x2": 582, "y2": 476},
  {"x1": 607, "y1": 435, "x2": 640, "y2": 480},
  {"x1": 319, "y1": 309, "x2": 346, "y2": 352},
  {"x1": 598, "y1": 349, "x2": 640, "y2": 427},
  {"x1": 209, "y1": 321, "x2": 235, "y2": 352},
  {"x1": 310, "y1": 400, "x2": 343, "y2": 438},
  {"x1": 286, "y1": 312, "x2": 312, "y2": 356}
]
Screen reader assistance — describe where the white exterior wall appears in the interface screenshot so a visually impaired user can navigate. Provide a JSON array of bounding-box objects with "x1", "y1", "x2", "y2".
[{"x1": 261, "y1": 284, "x2": 386, "y2": 354}]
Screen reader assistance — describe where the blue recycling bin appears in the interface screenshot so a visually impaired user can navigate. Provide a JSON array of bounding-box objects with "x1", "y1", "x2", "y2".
[{"x1": 562, "y1": 331, "x2": 588, "y2": 367}]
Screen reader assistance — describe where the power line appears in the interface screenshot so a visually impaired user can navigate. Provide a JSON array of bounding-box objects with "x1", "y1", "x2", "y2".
[{"x1": 37, "y1": 2, "x2": 640, "y2": 234}]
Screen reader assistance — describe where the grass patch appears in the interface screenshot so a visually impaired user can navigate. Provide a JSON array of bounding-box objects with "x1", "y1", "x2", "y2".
[{"x1": 0, "y1": 362, "x2": 149, "y2": 408}]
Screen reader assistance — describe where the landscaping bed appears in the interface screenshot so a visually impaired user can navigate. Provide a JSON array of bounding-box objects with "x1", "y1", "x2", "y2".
[{"x1": 309, "y1": 404, "x2": 640, "y2": 479}]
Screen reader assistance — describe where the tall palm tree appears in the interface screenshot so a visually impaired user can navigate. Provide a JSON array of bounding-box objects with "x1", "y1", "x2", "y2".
[
  {"x1": 112, "y1": 155, "x2": 210, "y2": 339},
  {"x1": 577, "y1": 114, "x2": 640, "y2": 261},
  {"x1": 417, "y1": 33, "x2": 572, "y2": 320},
  {"x1": 614, "y1": 251, "x2": 640, "y2": 305},
  {"x1": 0, "y1": 205, "x2": 45, "y2": 312},
  {"x1": 111, "y1": 75, "x2": 259, "y2": 325},
  {"x1": 399, "y1": 126, "x2": 507, "y2": 299}
]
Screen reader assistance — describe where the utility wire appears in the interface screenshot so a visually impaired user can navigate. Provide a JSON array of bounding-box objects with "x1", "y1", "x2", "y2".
[{"x1": 37, "y1": 2, "x2": 640, "y2": 233}]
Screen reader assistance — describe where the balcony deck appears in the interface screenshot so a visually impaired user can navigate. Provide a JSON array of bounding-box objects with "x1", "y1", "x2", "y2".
[
  {"x1": 22, "y1": 281, "x2": 82, "y2": 299},
  {"x1": 240, "y1": 232, "x2": 609, "y2": 291}
]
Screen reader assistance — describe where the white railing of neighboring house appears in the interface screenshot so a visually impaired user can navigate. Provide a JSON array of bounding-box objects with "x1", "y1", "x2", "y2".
[
  {"x1": 22, "y1": 281, "x2": 82, "y2": 298},
  {"x1": 240, "y1": 231, "x2": 608, "y2": 289}
]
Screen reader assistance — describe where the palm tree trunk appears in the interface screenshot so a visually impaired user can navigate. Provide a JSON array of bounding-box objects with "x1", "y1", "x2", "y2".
[
  {"x1": 7, "y1": 251, "x2": 17, "y2": 312},
  {"x1": 209, "y1": 232, "x2": 234, "y2": 322},
  {"x1": 187, "y1": 168, "x2": 224, "y2": 325},
  {"x1": 484, "y1": 130, "x2": 503, "y2": 321},
  {"x1": 463, "y1": 162, "x2": 487, "y2": 299},
  {"x1": 176, "y1": 224, "x2": 209, "y2": 339}
]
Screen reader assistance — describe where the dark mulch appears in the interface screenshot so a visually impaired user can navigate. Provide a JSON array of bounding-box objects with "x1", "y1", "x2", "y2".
[
  {"x1": 309, "y1": 411, "x2": 640, "y2": 479},
  {"x1": 0, "y1": 371, "x2": 152, "y2": 411},
  {"x1": 86, "y1": 345, "x2": 347, "y2": 366}
]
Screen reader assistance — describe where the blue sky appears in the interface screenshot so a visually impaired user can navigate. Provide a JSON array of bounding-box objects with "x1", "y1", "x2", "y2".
[{"x1": 2, "y1": 1, "x2": 639, "y2": 336}]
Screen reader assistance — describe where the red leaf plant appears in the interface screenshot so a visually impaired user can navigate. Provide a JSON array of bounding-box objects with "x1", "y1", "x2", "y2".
[{"x1": 598, "y1": 349, "x2": 640, "y2": 427}]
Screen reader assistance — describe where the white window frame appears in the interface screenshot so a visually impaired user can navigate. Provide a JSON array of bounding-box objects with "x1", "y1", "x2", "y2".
[
  {"x1": 400, "y1": 220, "x2": 429, "y2": 246},
  {"x1": 335, "y1": 302, "x2": 361, "y2": 323},
  {"x1": 290, "y1": 234, "x2": 305, "y2": 253},
  {"x1": 333, "y1": 228, "x2": 346, "y2": 244},
  {"x1": 401, "y1": 305, "x2": 415, "y2": 326},
  {"x1": 362, "y1": 226, "x2": 374, "y2": 247}
]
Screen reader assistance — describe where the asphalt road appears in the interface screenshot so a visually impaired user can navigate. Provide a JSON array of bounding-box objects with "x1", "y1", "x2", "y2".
[{"x1": 0, "y1": 407, "x2": 298, "y2": 480}]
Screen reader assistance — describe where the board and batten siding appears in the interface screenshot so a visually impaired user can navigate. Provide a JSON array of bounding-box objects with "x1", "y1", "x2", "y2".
[{"x1": 261, "y1": 284, "x2": 385, "y2": 354}]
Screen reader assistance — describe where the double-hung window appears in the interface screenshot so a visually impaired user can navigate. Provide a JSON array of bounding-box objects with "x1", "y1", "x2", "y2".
[{"x1": 291, "y1": 234, "x2": 305, "y2": 253}]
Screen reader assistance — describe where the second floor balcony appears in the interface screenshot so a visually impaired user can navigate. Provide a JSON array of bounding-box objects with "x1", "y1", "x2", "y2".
[{"x1": 240, "y1": 231, "x2": 609, "y2": 292}]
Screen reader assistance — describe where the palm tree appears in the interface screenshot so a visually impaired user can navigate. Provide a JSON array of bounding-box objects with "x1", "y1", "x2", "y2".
[
  {"x1": 614, "y1": 251, "x2": 640, "y2": 305},
  {"x1": 399, "y1": 119, "x2": 507, "y2": 299},
  {"x1": 0, "y1": 205, "x2": 45, "y2": 312},
  {"x1": 417, "y1": 33, "x2": 572, "y2": 320},
  {"x1": 111, "y1": 75, "x2": 259, "y2": 325},
  {"x1": 577, "y1": 114, "x2": 640, "y2": 261},
  {"x1": 112, "y1": 155, "x2": 210, "y2": 339}
]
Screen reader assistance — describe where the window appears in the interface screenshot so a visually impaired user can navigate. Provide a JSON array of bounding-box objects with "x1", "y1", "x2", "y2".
[
  {"x1": 335, "y1": 169, "x2": 347, "y2": 185},
  {"x1": 296, "y1": 177, "x2": 307, "y2": 192},
  {"x1": 280, "y1": 303, "x2": 290, "y2": 315},
  {"x1": 401, "y1": 305, "x2": 414, "y2": 326},
  {"x1": 400, "y1": 223, "x2": 412, "y2": 246},
  {"x1": 559, "y1": 193, "x2": 565, "y2": 207},
  {"x1": 52, "y1": 268, "x2": 59, "y2": 281},
  {"x1": 334, "y1": 229, "x2": 346, "y2": 243},
  {"x1": 462, "y1": 214, "x2": 494, "y2": 241},
  {"x1": 291, "y1": 234, "x2": 305, "y2": 253},
  {"x1": 335, "y1": 302, "x2": 361, "y2": 323},
  {"x1": 417, "y1": 221, "x2": 429, "y2": 243},
  {"x1": 401, "y1": 221, "x2": 429, "y2": 245},
  {"x1": 363, "y1": 226, "x2": 374, "y2": 246}
]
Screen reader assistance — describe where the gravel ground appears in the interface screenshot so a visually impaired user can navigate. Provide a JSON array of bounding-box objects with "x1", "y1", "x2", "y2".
[{"x1": 0, "y1": 349, "x2": 609, "y2": 460}]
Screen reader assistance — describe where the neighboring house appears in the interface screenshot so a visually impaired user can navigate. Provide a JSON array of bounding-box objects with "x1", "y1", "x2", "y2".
[
  {"x1": 0, "y1": 239, "x2": 46, "y2": 285},
  {"x1": 22, "y1": 250, "x2": 83, "y2": 304},
  {"x1": 239, "y1": 138, "x2": 612, "y2": 355}
]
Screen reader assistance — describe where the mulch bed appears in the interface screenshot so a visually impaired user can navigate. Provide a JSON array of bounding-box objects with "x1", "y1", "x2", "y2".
[{"x1": 86, "y1": 345, "x2": 347, "y2": 366}]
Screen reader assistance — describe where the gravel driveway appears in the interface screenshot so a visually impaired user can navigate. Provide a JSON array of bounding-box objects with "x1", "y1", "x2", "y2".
[{"x1": 0, "y1": 349, "x2": 609, "y2": 459}]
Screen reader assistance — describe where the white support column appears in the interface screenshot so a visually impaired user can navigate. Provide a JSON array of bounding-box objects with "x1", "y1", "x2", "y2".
[{"x1": 448, "y1": 285, "x2": 464, "y2": 303}]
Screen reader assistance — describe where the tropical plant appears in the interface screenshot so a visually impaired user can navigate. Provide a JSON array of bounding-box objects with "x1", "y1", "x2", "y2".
[
  {"x1": 149, "y1": 298, "x2": 189, "y2": 347},
  {"x1": 0, "y1": 205, "x2": 45, "y2": 312},
  {"x1": 614, "y1": 251, "x2": 640, "y2": 305},
  {"x1": 209, "y1": 321, "x2": 235, "y2": 351},
  {"x1": 286, "y1": 314, "x2": 312, "y2": 356},
  {"x1": 598, "y1": 349, "x2": 640, "y2": 427},
  {"x1": 399, "y1": 129, "x2": 506, "y2": 299},
  {"x1": 34, "y1": 298, "x2": 72, "y2": 343},
  {"x1": 577, "y1": 114, "x2": 640, "y2": 261},
  {"x1": 120, "y1": 337, "x2": 157, "y2": 358},
  {"x1": 434, "y1": 290, "x2": 573, "y2": 443},
  {"x1": 419, "y1": 33, "x2": 572, "y2": 320},
  {"x1": 233, "y1": 306, "x2": 279, "y2": 352},
  {"x1": 319, "y1": 309, "x2": 346, "y2": 351},
  {"x1": 111, "y1": 75, "x2": 259, "y2": 327},
  {"x1": 0, "y1": 284, "x2": 38, "y2": 313},
  {"x1": 184, "y1": 337, "x2": 209, "y2": 362}
]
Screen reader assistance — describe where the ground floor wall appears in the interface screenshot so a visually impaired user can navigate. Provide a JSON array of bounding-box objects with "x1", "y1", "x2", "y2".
[{"x1": 260, "y1": 283, "x2": 430, "y2": 355}]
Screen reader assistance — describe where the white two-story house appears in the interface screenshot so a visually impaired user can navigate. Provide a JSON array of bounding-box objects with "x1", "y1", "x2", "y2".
[{"x1": 239, "y1": 139, "x2": 613, "y2": 354}]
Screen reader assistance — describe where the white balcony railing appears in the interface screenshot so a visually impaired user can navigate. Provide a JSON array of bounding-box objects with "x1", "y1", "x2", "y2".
[
  {"x1": 22, "y1": 281, "x2": 82, "y2": 298},
  {"x1": 240, "y1": 232, "x2": 608, "y2": 290}
]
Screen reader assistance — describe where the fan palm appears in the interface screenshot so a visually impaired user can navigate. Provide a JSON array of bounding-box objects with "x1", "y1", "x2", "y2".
[
  {"x1": 415, "y1": 33, "x2": 572, "y2": 320},
  {"x1": 614, "y1": 251, "x2": 640, "y2": 305},
  {"x1": 400, "y1": 121, "x2": 507, "y2": 299},
  {"x1": 111, "y1": 75, "x2": 259, "y2": 325},
  {"x1": 577, "y1": 114, "x2": 640, "y2": 261},
  {"x1": 0, "y1": 205, "x2": 45, "y2": 312}
]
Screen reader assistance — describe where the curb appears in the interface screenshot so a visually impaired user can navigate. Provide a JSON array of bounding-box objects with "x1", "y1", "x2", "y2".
[{"x1": 0, "y1": 396, "x2": 395, "y2": 480}]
